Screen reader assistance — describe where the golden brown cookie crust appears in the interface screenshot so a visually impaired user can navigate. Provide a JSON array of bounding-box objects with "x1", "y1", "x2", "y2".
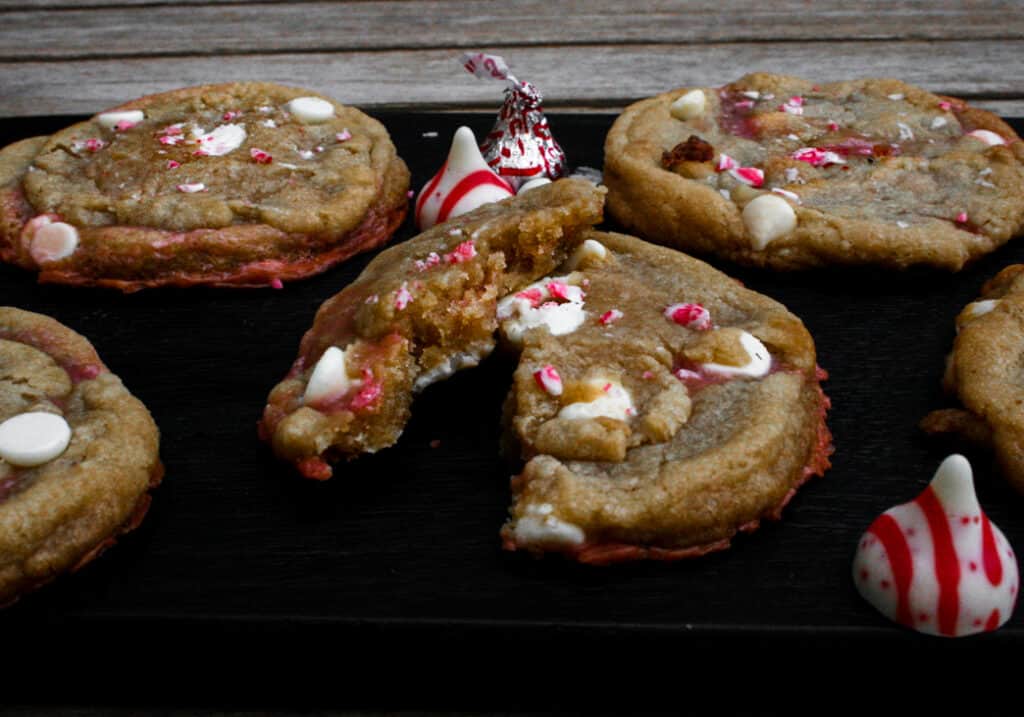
[
  {"x1": 605, "y1": 73, "x2": 1024, "y2": 271},
  {"x1": 0, "y1": 308, "x2": 162, "y2": 605},
  {"x1": 0, "y1": 83, "x2": 410, "y2": 290},
  {"x1": 923, "y1": 265, "x2": 1024, "y2": 492},
  {"x1": 500, "y1": 231, "x2": 831, "y2": 562}
]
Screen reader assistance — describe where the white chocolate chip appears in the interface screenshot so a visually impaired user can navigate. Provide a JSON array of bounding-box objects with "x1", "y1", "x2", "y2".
[
  {"x1": 670, "y1": 89, "x2": 706, "y2": 121},
  {"x1": 97, "y1": 110, "x2": 144, "y2": 129},
  {"x1": 0, "y1": 412, "x2": 72, "y2": 467},
  {"x1": 517, "y1": 177, "x2": 552, "y2": 194},
  {"x1": 304, "y1": 346, "x2": 356, "y2": 405},
  {"x1": 957, "y1": 299, "x2": 1000, "y2": 331},
  {"x1": 286, "y1": 97, "x2": 335, "y2": 124},
  {"x1": 558, "y1": 379, "x2": 634, "y2": 422},
  {"x1": 513, "y1": 503, "x2": 585, "y2": 548},
  {"x1": 30, "y1": 221, "x2": 78, "y2": 264},
  {"x1": 967, "y1": 129, "x2": 1006, "y2": 146},
  {"x1": 563, "y1": 239, "x2": 608, "y2": 270},
  {"x1": 702, "y1": 331, "x2": 772, "y2": 378},
  {"x1": 742, "y1": 194, "x2": 797, "y2": 250}
]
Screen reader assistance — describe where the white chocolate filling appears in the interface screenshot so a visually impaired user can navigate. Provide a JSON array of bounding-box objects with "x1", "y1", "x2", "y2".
[
  {"x1": 670, "y1": 89, "x2": 706, "y2": 121},
  {"x1": 97, "y1": 110, "x2": 144, "y2": 129},
  {"x1": 285, "y1": 97, "x2": 336, "y2": 124},
  {"x1": 742, "y1": 194, "x2": 797, "y2": 250},
  {"x1": 558, "y1": 379, "x2": 634, "y2": 422},
  {"x1": 413, "y1": 348, "x2": 488, "y2": 392},
  {"x1": 563, "y1": 239, "x2": 608, "y2": 271},
  {"x1": 513, "y1": 503, "x2": 585, "y2": 548},
  {"x1": 702, "y1": 331, "x2": 772, "y2": 378},
  {"x1": 0, "y1": 412, "x2": 72, "y2": 467},
  {"x1": 30, "y1": 221, "x2": 79, "y2": 264},
  {"x1": 498, "y1": 276, "x2": 586, "y2": 345},
  {"x1": 304, "y1": 346, "x2": 358, "y2": 405}
]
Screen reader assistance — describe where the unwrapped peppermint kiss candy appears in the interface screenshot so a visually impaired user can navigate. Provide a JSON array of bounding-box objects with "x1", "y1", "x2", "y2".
[
  {"x1": 414, "y1": 126, "x2": 514, "y2": 230},
  {"x1": 462, "y1": 52, "x2": 567, "y2": 189},
  {"x1": 853, "y1": 454, "x2": 1019, "y2": 637}
]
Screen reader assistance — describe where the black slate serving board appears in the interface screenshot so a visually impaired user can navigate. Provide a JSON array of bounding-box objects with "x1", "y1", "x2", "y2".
[{"x1": 2, "y1": 113, "x2": 1023, "y2": 706}]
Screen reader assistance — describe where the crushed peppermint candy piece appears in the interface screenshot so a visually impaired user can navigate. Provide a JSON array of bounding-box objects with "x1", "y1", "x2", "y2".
[
  {"x1": 176, "y1": 182, "x2": 206, "y2": 193},
  {"x1": 599, "y1": 309, "x2": 624, "y2": 325},
  {"x1": 729, "y1": 166, "x2": 764, "y2": 187},
  {"x1": 114, "y1": 120, "x2": 138, "y2": 132},
  {"x1": 664, "y1": 303, "x2": 712, "y2": 330},
  {"x1": 444, "y1": 240, "x2": 476, "y2": 264},
  {"x1": 897, "y1": 122, "x2": 915, "y2": 141},
  {"x1": 956, "y1": 211, "x2": 969, "y2": 223},
  {"x1": 336, "y1": 129, "x2": 352, "y2": 142},
  {"x1": 674, "y1": 368, "x2": 703, "y2": 382},
  {"x1": 546, "y1": 281, "x2": 583, "y2": 302},
  {"x1": 262, "y1": 119, "x2": 277, "y2": 128},
  {"x1": 223, "y1": 110, "x2": 242, "y2": 121},
  {"x1": 515, "y1": 288, "x2": 545, "y2": 308},
  {"x1": 716, "y1": 154, "x2": 737, "y2": 172},
  {"x1": 270, "y1": 278, "x2": 284, "y2": 289},
  {"x1": 827, "y1": 122, "x2": 840, "y2": 132},
  {"x1": 364, "y1": 294, "x2": 379, "y2": 304},
  {"x1": 250, "y1": 148, "x2": 273, "y2": 164},
  {"x1": 298, "y1": 149, "x2": 315, "y2": 160},
  {"x1": 349, "y1": 369, "x2": 382, "y2": 410},
  {"x1": 938, "y1": 101, "x2": 952, "y2": 111},
  {"x1": 414, "y1": 252, "x2": 442, "y2": 272},
  {"x1": 734, "y1": 100, "x2": 755, "y2": 110},
  {"x1": 791, "y1": 147, "x2": 845, "y2": 167},
  {"x1": 394, "y1": 282, "x2": 413, "y2": 311},
  {"x1": 533, "y1": 365, "x2": 563, "y2": 396},
  {"x1": 166, "y1": 160, "x2": 180, "y2": 169},
  {"x1": 784, "y1": 167, "x2": 801, "y2": 183},
  {"x1": 73, "y1": 138, "x2": 106, "y2": 153},
  {"x1": 741, "y1": 90, "x2": 760, "y2": 100},
  {"x1": 887, "y1": 93, "x2": 905, "y2": 101},
  {"x1": 779, "y1": 96, "x2": 804, "y2": 115},
  {"x1": 771, "y1": 187, "x2": 801, "y2": 203},
  {"x1": 642, "y1": 370, "x2": 655, "y2": 380}
]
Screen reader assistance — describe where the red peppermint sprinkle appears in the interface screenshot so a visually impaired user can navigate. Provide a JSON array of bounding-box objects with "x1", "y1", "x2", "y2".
[
  {"x1": 166, "y1": 160, "x2": 180, "y2": 169},
  {"x1": 515, "y1": 288, "x2": 544, "y2": 308},
  {"x1": 788, "y1": 96, "x2": 804, "y2": 106},
  {"x1": 336, "y1": 129, "x2": 352, "y2": 142},
  {"x1": 270, "y1": 278, "x2": 284, "y2": 289},
  {"x1": 444, "y1": 240, "x2": 476, "y2": 264},
  {"x1": 956, "y1": 211, "x2": 968, "y2": 223},
  {"x1": 939, "y1": 101, "x2": 952, "y2": 111},
  {"x1": 642, "y1": 370, "x2": 655, "y2": 380},
  {"x1": 791, "y1": 147, "x2": 846, "y2": 168},
  {"x1": 602, "y1": 382, "x2": 613, "y2": 393},
  {"x1": 716, "y1": 154, "x2": 737, "y2": 172},
  {"x1": 546, "y1": 281, "x2": 573, "y2": 301},
  {"x1": 406, "y1": 190, "x2": 415, "y2": 198},
  {"x1": 394, "y1": 282, "x2": 413, "y2": 311},
  {"x1": 664, "y1": 303, "x2": 712, "y2": 330},
  {"x1": 414, "y1": 252, "x2": 442, "y2": 272},
  {"x1": 83, "y1": 138, "x2": 105, "y2": 152},
  {"x1": 349, "y1": 369, "x2": 382, "y2": 410},
  {"x1": 250, "y1": 148, "x2": 273, "y2": 164},
  {"x1": 223, "y1": 110, "x2": 242, "y2": 121},
  {"x1": 193, "y1": 149, "x2": 209, "y2": 157},
  {"x1": 827, "y1": 122, "x2": 840, "y2": 132},
  {"x1": 114, "y1": 120, "x2": 137, "y2": 131},
  {"x1": 533, "y1": 365, "x2": 563, "y2": 396},
  {"x1": 599, "y1": 309, "x2": 624, "y2": 325},
  {"x1": 734, "y1": 100, "x2": 755, "y2": 110},
  {"x1": 158, "y1": 135, "x2": 182, "y2": 146},
  {"x1": 729, "y1": 166, "x2": 765, "y2": 187},
  {"x1": 674, "y1": 368, "x2": 703, "y2": 382}
]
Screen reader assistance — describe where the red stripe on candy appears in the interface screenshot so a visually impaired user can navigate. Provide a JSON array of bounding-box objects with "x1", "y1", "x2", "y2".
[
  {"x1": 981, "y1": 513, "x2": 1004, "y2": 586},
  {"x1": 985, "y1": 608, "x2": 1001, "y2": 632},
  {"x1": 415, "y1": 161, "x2": 448, "y2": 218},
  {"x1": 916, "y1": 487, "x2": 962, "y2": 636},
  {"x1": 868, "y1": 514, "x2": 915, "y2": 628},
  {"x1": 436, "y1": 170, "x2": 511, "y2": 224}
]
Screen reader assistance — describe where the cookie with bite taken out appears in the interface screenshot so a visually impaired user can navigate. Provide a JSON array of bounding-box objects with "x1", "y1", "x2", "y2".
[
  {"x1": 604, "y1": 73, "x2": 1024, "y2": 271},
  {"x1": 0, "y1": 82, "x2": 410, "y2": 290},
  {"x1": 0, "y1": 308, "x2": 162, "y2": 605}
]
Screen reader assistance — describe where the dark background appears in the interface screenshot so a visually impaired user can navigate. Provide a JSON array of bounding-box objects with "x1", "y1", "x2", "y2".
[{"x1": 2, "y1": 113, "x2": 1023, "y2": 707}]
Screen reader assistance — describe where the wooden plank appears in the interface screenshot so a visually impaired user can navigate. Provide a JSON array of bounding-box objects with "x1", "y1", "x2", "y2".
[
  {"x1": 1, "y1": 1, "x2": 1022, "y2": 60},
  {"x1": 1, "y1": 42, "x2": 1022, "y2": 118}
]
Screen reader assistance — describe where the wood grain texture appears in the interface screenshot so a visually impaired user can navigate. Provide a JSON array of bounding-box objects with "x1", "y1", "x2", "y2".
[
  {"x1": 1, "y1": 41, "x2": 1022, "y2": 118},
  {"x1": 2, "y1": 1, "x2": 1022, "y2": 59}
]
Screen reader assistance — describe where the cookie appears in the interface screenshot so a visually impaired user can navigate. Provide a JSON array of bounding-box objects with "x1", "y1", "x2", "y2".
[
  {"x1": 500, "y1": 231, "x2": 831, "y2": 563},
  {"x1": 922, "y1": 265, "x2": 1024, "y2": 492},
  {"x1": 604, "y1": 72, "x2": 1024, "y2": 271},
  {"x1": 0, "y1": 308, "x2": 162, "y2": 605},
  {"x1": 259, "y1": 178, "x2": 606, "y2": 479},
  {"x1": 0, "y1": 82, "x2": 410, "y2": 290}
]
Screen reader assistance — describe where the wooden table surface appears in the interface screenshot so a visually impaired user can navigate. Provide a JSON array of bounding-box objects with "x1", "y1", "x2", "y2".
[{"x1": 1, "y1": 0, "x2": 1023, "y2": 117}]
